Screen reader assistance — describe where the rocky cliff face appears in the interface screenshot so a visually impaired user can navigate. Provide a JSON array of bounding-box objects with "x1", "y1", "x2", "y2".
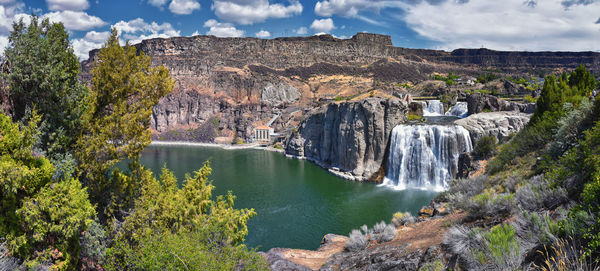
[
  {"x1": 455, "y1": 111, "x2": 531, "y2": 143},
  {"x1": 80, "y1": 32, "x2": 598, "y2": 142},
  {"x1": 285, "y1": 98, "x2": 407, "y2": 181}
]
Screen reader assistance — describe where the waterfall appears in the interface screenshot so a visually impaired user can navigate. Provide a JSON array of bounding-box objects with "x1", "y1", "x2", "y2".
[
  {"x1": 382, "y1": 124, "x2": 473, "y2": 191},
  {"x1": 418, "y1": 100, "x2": 444, "y2": 116},
  {"x1": 445, "y1": 102, "x2": 468, "y2": 118}
]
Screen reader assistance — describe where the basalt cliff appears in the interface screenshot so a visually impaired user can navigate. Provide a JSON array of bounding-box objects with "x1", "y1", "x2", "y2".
[{"x1": 80, "y1": 32, "x2": 600, "y2": 144}]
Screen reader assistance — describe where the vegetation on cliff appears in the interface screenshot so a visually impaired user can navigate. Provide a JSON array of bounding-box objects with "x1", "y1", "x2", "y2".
[
  {"x1": 438, "y1": 64, "x2": 600, "y2": 270},
  {"x1": 0, "y1": 18, "x2": 266, "y2": 270}
]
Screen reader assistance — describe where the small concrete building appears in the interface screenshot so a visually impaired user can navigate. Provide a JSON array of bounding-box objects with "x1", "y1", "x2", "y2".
[{"x1": 254, "y1": 125, "x2": 274, "y2": 144}]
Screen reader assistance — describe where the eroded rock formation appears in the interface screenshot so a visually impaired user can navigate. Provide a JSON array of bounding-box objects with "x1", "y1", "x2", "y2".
[
  {"x1": 80, "y1": 32, "x2": 598, "y2": 142},
  {"x1": 285, "y1": 98, "x2": 408, "y2": 181},
  {"x1": 455, "y1": 111, "x2": 532, "y2": 143}
]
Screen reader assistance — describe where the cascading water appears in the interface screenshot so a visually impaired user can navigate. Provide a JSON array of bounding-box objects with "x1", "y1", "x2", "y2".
[
  {"x1": 418, "y1": 100, "x2": 445, "y2": 116},
  {"x1": 382, "y1": 124, "x2": 473, "y2": 191},
  {"x1": 445, "y1": 102, "x2": 468, "y2": 118}
]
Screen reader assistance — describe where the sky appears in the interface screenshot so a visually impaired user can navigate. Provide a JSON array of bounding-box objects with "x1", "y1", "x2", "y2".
[{"x1": 0, "y1": 0, "x2": 599, "y2": 60}]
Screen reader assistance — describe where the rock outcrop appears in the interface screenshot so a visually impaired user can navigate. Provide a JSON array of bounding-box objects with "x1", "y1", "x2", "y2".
[
  {"x1": 466, "y1": 93, "x2": 535, "y2": 115},
  {"x1": 266, "y1": 213, "x2": 465, "y2": 271},
  {"x1": 455, "y1": 111, "x2": 531, "y2": 143},
  {"x1": 285, "y1": 98, "x2": 408, "y2": 181}
]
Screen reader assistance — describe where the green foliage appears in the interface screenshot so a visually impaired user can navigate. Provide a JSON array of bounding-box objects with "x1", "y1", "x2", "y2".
[
  {"x1": 0, "y1": 112, "x2": 94, "y2": 269},
  {"x1": 108, "y1": 230, "x2": 268, "y2": 271},
  {"x1": 105, "y1": 163, "x2": 262, "y2": 270},
  {"x1": 17, "y1": 178, "x2": 94, "y2": 268},
  {"x1": 474, "y1": 135, "x2": 497, "y2": 159},
  {"x1": 3, "y1": 16, "x2": 88, "y2": 156},
  {"x1": 75, "y1": 29, "x2": 173, "y2": 216},
  {"x1": 523, "y1": 94, "x2": 537, "y2": 103},
  {"x1": 569, "y1": 64, "x2": 597, "y2": 96},
  {"x1": 407, "y1": 113, "x2": 423, "y2": 122},
  {"x1": 484, "y1": 224, "x2": 520, "y2": 266},
  {"x1": 476, "y1": 73, "x2": 498, "y2": 84},
  {"x1": 487, "y1": 109, "x2": 558, "y2": 174},
  {"x1": 334, "y1": 95, "x2": 343, "y2": 101},
  {"x1": 418, "y1": 260, "x2": 445, "y2": 271}
]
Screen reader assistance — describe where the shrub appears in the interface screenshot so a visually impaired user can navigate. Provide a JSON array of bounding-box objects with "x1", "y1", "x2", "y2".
[
  {"x1": 444, "y1": 224, "x2": 520, "y2": 270},
  {"x1": 546, "y1": 99, "x2": 594, "y2": 158},
  {"x1": 80, "y1": 220, "x2": 107, "y2": 267},
  {"x1": 372, "y1": 221, "x2": 397, "y2": 242},
  {"x1": 345, "y1": 221, "x2": 397, "y2": 251},
  {"x1": 345, "y1": 229, "x2": 368, "y2": 252},
  {"x1": 484, "y1": 224, "x2": 520, "y2": 269},
  {"x1": 418, "y1": 260, "x2": 445, "y2": 271},
  {"x1": 524, "y1": 94, "x2": 537, "y2": 103},
  {"x1": 512, "y1": 211, "x2": 558, "y2": 255},
  {"x1": 515, "y1": 175, "x2": 568, "y2": 212},
  {"x1": 465, "y1": 190, "x2": 515, "y2": 221},
  {"x1": 334, "y1": 95, "x2": 343, "y2": 101},
  {"x1": 474, "y1": 135, "x2": 497, "y2": 159},
  {"x1": 392, "y1": 212, "x2": 416, "y2": 227},
  {"x1": 407, "y1": 113, "x2": 423, "y2": 122},
  {"x1": 446, "y1": 176, "x2": 487, "y2": 211}
]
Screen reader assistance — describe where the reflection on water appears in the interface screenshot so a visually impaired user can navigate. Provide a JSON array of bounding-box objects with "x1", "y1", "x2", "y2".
[{"x1": 140, "y1": 145, "x2": 439, "y2": 251}]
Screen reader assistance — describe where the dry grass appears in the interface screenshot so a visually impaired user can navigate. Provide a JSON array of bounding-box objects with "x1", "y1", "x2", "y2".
[{"x1": 536, "y1": 239, "x2": 600, "y2": 271}]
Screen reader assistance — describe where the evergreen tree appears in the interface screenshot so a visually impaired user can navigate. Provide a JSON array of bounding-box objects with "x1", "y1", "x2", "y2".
[
  {"x1": 533, "y1": 75, "x2": 559, "y2": 121},
  {"x1": 569, "y1": 64, "x2": 597, "y2": 96},
  {"x1": 75, "y1": 29, "x2": 173, "y2": 217},
  {"x1": 0, "y1": 112, "x2": 94, "y2": 269},
  {"x1": 3, "y1": 16, "x2": 88, "y2": 157}
]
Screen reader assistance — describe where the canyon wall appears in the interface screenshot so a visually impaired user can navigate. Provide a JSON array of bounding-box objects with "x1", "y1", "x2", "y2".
[
  {"x1": 285, "y1": 98, "x2": 407, "y2": 181},
  {"x1": 81, "y1": 32, "x2": 599, "y2": 142}
]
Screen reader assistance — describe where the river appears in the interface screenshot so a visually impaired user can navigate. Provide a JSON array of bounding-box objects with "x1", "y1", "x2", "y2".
[{"x1": 139, "y1": 145, "x2": 438, "y2": 251}]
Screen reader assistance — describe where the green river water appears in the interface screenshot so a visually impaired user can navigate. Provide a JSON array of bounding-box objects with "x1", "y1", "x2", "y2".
[{"x1": 139, "y1": 144, "x2": 438, "y2": 251}]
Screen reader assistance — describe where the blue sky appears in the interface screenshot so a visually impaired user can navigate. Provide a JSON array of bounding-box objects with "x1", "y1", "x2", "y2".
[{"x1": 1, "y1": 0, "x2": 599, "y2": 60}]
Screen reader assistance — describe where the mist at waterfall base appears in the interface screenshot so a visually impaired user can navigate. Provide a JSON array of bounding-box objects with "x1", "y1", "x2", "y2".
[
  {"x1": 382, "y1": 101, "x2": 472, "y2": 191},
  {"x1": 139, "y1": 145, "x2": 438, "y2": 251}
]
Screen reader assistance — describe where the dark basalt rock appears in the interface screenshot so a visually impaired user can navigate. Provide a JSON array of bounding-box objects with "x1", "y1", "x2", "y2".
[{"x1": 285, "y1": 98, "x2": 408, "y2": 181}]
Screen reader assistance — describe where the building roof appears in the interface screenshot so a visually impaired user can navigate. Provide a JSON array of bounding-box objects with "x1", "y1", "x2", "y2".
[{"x1": 256, "y1": 125, "x2": 271, "y2": 130}]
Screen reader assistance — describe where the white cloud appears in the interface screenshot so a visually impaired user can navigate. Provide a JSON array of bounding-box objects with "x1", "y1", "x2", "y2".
[
  {"x1": 310, "y1": 18, "x2": 335, "y2": 33},
  {"x1": 71, "y1": 30, "x2": 109, "y2": 59},
  {"x1": 169, "y1": 0, "x2": 200, "y2": 15},
  {"x1": 204, "y1": 19, "x2": 244, "y2": 37},
  {"x1": 403, "y1": 0, "x2": 600, "y2": 51},
  {"x1": 190, "y1": 30, "x2": 200, "y2": 36},
  {"x1": 113, "y1": 18, "x2": 181, "y2": 44},
  {"x1": 73, "y1": 18, "x2": 182, "y2": 60},
  {"x1": 0, "y1": 35, "x2": 8, "y2": 53},
  {"x1": 314, "y1": 0, "x2": 403, "y2": 18},
  {"x1": 46, "y1": 0, "x2": 89, "y2": 11},
  {"x1": 43, "y1": 11, "x2": 105, "y2": 31},
  {"x1": 212, "y1": 0, "x2": 303, "y2": 25},
  {"x1": 255, "y1": 29, "x2": 271, "y2": 38},
  {"x1": 148, "y1": 0, "x2": 168, "y2": 7},
  {"x1": 295, "y1": 26, "x2": 308, "y2": 35},
  {"x1": 0, "y1": 1, "x2": 25, "y2": 35}
]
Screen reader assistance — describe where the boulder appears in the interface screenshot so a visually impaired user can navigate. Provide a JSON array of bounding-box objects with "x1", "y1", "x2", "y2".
[
  {"x1": 418, "y1": 206, "x2": 435, "y2": 218},
  {"x1": 466, "y1": 93, "x2": 535, "y2": 115},
  {"x1": 455, "y1": 111, "x2": 531, "y2": 143}
]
